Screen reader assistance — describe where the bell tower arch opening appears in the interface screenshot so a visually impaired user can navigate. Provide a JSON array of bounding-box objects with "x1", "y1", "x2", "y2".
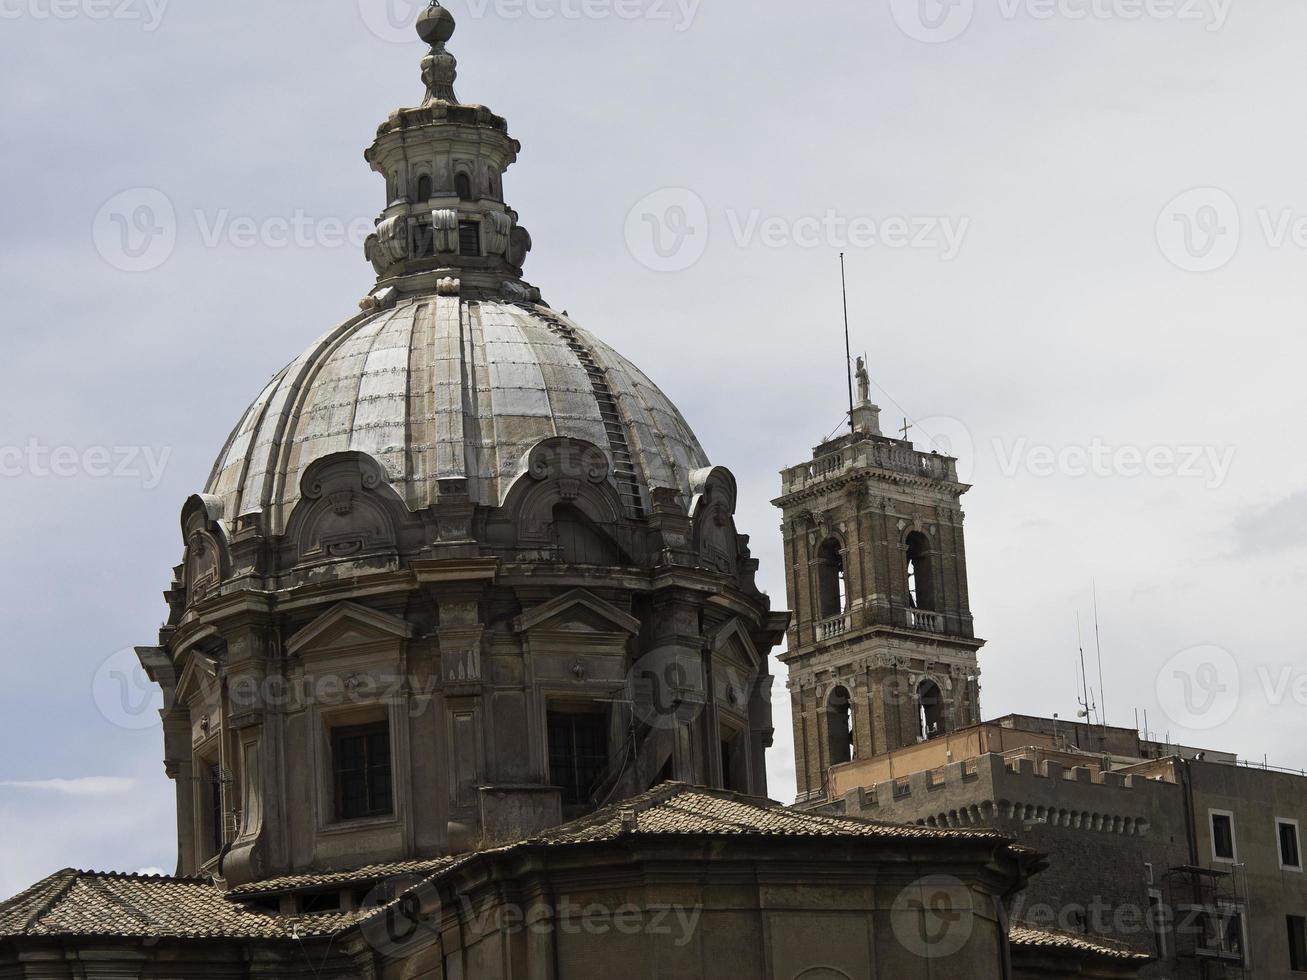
[
  {"x1": 816, "y1": 538, "x2": 848, "y2": 620},
  {"x1": 905, "y1": 531, "x2": 935, "y2": 610},
  {"x1": 825, "y1": 685, "x2": 854, "y2": 765},
  {"x1": 917, "y1": 680, "x2": 945, "y2": 741}
]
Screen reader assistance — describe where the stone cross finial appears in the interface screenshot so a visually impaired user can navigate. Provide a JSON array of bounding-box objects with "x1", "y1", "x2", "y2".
[{"x1": 417, "y1": 2, "x2": 459, "y2": 105}]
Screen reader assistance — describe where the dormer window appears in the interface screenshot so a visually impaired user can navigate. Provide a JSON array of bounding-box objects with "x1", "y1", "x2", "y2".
[
  {"x1": 455, "y1": 172, "x2": 473, "y2": 201},
  {"x1": 458, "y1": 220, "x2": 481, "y2": 257}
]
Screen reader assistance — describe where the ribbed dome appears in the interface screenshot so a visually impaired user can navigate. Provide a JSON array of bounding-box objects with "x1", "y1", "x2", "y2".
[{"x1": 205, "y1": 296, "x2": 710, "y2": 533}]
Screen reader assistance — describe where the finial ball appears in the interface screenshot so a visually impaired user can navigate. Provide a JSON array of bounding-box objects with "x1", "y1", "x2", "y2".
[{"x1": 417, "y1": 2, "x2": 456, "y2": 45}]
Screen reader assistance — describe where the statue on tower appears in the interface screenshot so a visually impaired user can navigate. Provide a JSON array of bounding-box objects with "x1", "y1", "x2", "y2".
[{"x1": 855, "y1": 355, "x2": 871, "y2": 406}]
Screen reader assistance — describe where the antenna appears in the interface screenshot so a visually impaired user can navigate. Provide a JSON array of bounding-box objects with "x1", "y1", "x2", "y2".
[
  {"x1": 840, "y1": 253, "x2": 855, "y2": 433},
  {"x1": 1093, "y1": 581, "x2": 1107, "y2": 730},
  {"x1": 1076, "y1": 613, "x2": 1098, "y2": 731}
]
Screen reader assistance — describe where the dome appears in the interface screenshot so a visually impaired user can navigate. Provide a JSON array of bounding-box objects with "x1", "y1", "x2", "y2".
[{"x1": 204, "y1": 294, "x2": 710, "y2": 533}]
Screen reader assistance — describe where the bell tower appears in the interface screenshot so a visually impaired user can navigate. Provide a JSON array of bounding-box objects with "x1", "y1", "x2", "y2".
[{"x1": 774, "y1": 360, "x2": 983, "y2": 805}]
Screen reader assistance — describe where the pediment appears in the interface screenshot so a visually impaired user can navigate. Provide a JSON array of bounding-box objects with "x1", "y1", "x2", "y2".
[
  {"x1": 287, "y1": 601, "x2": 415, "y2": 657},
  {"x1": 706, "y1": 617, "x2": 763, "y2": 671},
  {"x1": 515, "y1": 589, "x2": 640, "y2": 636}
]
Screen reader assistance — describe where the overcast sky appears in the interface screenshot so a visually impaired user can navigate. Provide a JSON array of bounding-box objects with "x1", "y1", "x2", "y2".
[{"x1": 3, "y1": 0, "x2": 1306, "y2": 899}]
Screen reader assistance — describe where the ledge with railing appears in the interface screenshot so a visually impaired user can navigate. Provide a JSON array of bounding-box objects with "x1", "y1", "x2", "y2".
[
  {"x1": 780, "y1": 438, "x2": 960, "y2": 496},
  {"x1": 814, "y1": 613, "x2": 852, "y2": 643},
  {"x1": 906, "y1": 608, "x2": 945, "y2": 633}
]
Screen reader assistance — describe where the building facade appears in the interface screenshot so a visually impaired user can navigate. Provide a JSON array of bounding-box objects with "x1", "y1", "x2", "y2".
[{"x1": 818, "y1": 720, "x2": 1307, "y2": 979}]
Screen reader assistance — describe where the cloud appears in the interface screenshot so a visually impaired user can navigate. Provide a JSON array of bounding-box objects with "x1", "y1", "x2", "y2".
[
  {"x1": 0, "y1": 778, "x2": 136, "y2": 796},
  {"x1": 1232, "y1": 490, "x2": 1307, "y2": 555}
]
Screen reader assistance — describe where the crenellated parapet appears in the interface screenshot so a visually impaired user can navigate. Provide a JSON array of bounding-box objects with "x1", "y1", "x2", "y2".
[{"x1": 833, "y1": 753, "x2": 1183, "y2": 840}]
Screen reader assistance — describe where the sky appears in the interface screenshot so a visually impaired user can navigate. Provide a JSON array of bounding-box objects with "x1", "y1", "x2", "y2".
[{"x1": 3, "y1": 0, "x2": 1307, "y2": 900}]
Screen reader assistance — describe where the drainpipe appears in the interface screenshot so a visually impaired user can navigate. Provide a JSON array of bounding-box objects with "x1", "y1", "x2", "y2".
[{"x1": 1179, "y1": 758, "x2": 1208, "y2": 980}]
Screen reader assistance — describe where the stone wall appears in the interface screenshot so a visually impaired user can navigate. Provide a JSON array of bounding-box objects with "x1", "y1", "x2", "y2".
[{"x1": 833, "y1": 752, "x2": 1188, "y2": 974}]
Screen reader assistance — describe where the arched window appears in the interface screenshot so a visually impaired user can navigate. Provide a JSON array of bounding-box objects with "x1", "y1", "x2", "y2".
[
  {"x1": 905, "y1": 531, "x2": 935, "y2": 610},
  {"x1": 455, "y1": 172, "x2": 474, "y2": 201},
  {"x1": 817, "y1": 539, "x2": 848, "y2": 620},
  {"x1": 826, "y1": 685, "x2": 854, "y2": 764},
  {"x1": 416, "y1": 175, "x2": 433, "y2": 202},
  {"x1": 918, "y1": 680, "x2": 944, "y2": 741}
]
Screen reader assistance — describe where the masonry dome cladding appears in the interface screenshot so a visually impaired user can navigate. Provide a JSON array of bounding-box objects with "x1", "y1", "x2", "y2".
[{"x1": 204, "y1": 295, "x2": 710, "y2": 532}]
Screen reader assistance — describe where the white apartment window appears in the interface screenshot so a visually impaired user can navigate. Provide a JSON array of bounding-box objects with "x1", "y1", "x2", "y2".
[
  {"x1": 1279, "y1": 818, "x2": 1303, "y2": 872},
  {"x1": 1210, "y1": 810, "x2": 1237, "y2": 863}
]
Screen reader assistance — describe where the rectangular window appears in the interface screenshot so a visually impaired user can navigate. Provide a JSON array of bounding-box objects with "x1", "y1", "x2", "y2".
[
  {"x1": 1211, "y1": 811, "x2": 1236, "y2": 862},
  {"x1": 547, "y1": 710, "x2": 608, "y2": 809},
  {"x1": 1289, "y1": 915, "x2": 1307, "y2": 972},
  {"x1": 458, "y1": 220, "x2": 481, "y2": 257},
  {"x1": 1281, "y1": 819, "x2": 1303, "y2": 871},
  {"x1": 332, "y1": 722, "x2": 393, "y2": 821}
]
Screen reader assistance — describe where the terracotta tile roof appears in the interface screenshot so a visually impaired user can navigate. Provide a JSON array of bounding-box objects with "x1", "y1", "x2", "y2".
[
  {"x1": 530, "y1": 783, "x2": 1006, "y2": 845},
  {"x1": 1009, "y1": 925, "x2": 1153, "y2": 962},
  {"x1": 227, "y1": 857, "x2": 457, "y2": 898},
  {"x1": 1, "y1": 785, "x2": 1012, "y2": 943},
  {"x1": 0, "y1": 870, "x2": 357, "y2": 941}
]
